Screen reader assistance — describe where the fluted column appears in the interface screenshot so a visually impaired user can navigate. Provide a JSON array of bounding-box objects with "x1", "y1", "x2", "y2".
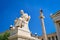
[
  {"x1": 50, "y1": 37, "x2": 52, "y2": 40},
  {"x1": 54, "y1": 36, "x2": 56, "y2": 40},
  {"x1": 40, "y1": 9, "x2": 47, "y2": 40}
]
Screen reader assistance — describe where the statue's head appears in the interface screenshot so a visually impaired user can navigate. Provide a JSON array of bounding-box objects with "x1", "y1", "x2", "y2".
[{"x1": 20, "y1": 10, "x2": 24, "y2": 15}]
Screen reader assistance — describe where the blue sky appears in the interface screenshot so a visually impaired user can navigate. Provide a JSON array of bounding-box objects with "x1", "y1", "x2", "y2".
[{"x1": 0, "y1": 0, "x2": 60, "y2": 36}]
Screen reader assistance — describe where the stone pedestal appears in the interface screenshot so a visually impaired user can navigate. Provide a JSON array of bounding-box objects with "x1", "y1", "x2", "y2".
[{"x1": 8, "y1": 27, "x2": 39, "y2": 40}]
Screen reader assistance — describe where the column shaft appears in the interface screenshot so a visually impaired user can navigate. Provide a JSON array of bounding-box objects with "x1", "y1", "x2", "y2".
[
  {"x1": 50, "y1": 37, "x2": 52, "y2": 40},
  {"x1": 41, "y1": 18, "x2": 47, "y2": 40}
]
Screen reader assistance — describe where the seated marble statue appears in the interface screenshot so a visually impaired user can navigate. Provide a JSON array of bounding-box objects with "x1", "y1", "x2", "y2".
[{"x1": 15, "y1": 10, "x2": 30, "y2": 28}]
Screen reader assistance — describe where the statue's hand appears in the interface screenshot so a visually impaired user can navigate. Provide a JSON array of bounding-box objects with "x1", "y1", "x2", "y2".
[{"x1": 28, "y1": 16, "x2": 31, "y2": 20}]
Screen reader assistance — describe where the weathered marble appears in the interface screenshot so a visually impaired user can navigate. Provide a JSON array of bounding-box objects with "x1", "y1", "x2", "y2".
[
  {"x1": 51, "y1": 10, "x2": 60, "y2": 40},
  {"x1": 8, "y1": 10, "x2": 40, "y2": 40}
]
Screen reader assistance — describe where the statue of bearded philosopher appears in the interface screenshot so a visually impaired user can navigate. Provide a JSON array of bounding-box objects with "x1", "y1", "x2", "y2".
[{"x1": 15, "y1": 10, "x2": 31, "y2": 28}]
